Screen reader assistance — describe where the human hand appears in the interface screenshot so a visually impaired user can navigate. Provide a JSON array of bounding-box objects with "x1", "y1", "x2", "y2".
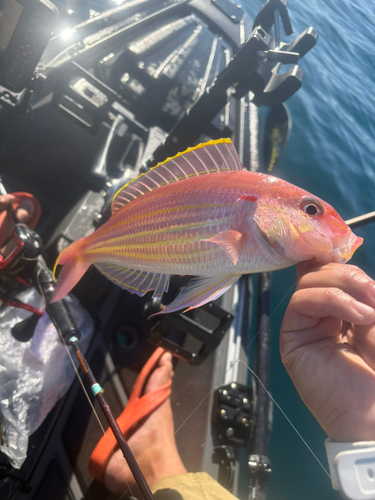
[
  {"x1": 0, "y1": 194, "x2": 16, "y2": 212},
  {"x1": 280, "y1": 260, "x2": 375, "y2": 442},
  {"x1": 0, "y1": 194, "x2": 35, "y2": 255}
]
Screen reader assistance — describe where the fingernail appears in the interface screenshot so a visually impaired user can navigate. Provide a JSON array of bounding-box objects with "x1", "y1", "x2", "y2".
[
  {"x1": 369, "y1": 283, "x2": 375, "y2": 300},
  {"x1": 353, "y1": 301, "x2": 375, "y2": 317}
]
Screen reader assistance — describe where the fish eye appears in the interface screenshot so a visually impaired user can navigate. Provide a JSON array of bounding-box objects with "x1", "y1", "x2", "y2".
[{"x1": 300, "y1": 197, "x2": 324, "y2": 217}]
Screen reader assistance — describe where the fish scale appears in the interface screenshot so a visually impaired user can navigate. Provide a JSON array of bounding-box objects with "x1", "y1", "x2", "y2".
[{"x1": 85, "y1": 182, "x2": 245, "y2": 274}]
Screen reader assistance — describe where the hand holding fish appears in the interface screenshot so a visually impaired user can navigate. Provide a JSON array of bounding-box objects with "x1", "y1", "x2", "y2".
[{"x1": 280, "y1": 261, "x2": 375, "y2": 442}]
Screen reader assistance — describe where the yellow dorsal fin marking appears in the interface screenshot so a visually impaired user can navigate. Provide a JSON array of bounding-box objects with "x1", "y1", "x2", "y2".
[{"x1": 111, "y1": 138, "x2": 237, "y2": 214}]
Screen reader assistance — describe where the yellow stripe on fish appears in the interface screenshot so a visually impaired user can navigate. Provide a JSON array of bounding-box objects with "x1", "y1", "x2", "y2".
[
  {"x1": 89, "y1": 217, "x2": 232, "y2": 250},
  {"x1": 98, "y1": 203, "x2": 236, "y2": 236}
]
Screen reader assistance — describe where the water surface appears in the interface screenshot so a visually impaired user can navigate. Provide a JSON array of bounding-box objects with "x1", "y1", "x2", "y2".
[{"x1": 242, "y1": 1, "x2": 375, "y2": 498}]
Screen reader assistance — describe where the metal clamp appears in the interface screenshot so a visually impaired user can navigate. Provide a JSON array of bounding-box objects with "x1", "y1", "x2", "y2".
[
  {"x1": 247, "y1": 454, "x2": 272, "y2": 483},
  {"x1": 212, "y1": 381, "x2": 256, "y2": 447}
]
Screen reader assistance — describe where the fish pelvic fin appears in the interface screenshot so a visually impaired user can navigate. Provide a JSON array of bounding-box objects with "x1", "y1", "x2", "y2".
[
  {"x1": 151, "y1": 273, "x2": 240, "y2": 317},
  {"x1": 51, "y1": 238, "x2": 90, "y2": 302},
  {"x1": 111, "y1": 138, "x2": 242, "y2": 214},
  {"x1": 95, "y1": 263, "x2": 170, "y2": 299}
]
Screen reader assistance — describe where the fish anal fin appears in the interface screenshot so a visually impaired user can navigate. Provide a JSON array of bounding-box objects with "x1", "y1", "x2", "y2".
[
  {"x1": 111, "y1": 138, "x2": 242, "y2": 214},
  {"x1": 202, "y1": 230, "x2": 244, "y2": 265},
  {"x1": 95, "y1": 263, "x2": 169, "y2": 299},
  {"x1": 151, "y1": 274, "x2": 240, "y2": 317}
]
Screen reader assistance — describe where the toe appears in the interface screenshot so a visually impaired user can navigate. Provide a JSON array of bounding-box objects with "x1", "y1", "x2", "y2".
[{"x1": 144, "y1": 352, "x2": 173, "y2": 395}]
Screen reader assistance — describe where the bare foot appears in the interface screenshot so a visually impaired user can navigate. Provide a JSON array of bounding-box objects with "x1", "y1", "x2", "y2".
[{"x1": 104, "y1": 352, "x2": 187, "y2": 495}]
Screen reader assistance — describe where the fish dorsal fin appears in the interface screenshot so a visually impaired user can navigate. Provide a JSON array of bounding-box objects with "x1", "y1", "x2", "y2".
[{"x1": 111, "y1": 138, "x2": 242, "y2": 214}]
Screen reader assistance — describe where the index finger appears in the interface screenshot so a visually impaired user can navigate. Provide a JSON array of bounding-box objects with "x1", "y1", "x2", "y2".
[
  {"x1": 296, "y1": 262, "x2": 375, "y2": 311},
  {"x1": 296, "y1": 258, "x2": 323, "y2": 281}
]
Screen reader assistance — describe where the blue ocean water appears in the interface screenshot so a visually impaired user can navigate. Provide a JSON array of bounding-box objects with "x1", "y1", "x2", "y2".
[{"x1": 241, "y1": 1, "x2": 375, "y2": 499}]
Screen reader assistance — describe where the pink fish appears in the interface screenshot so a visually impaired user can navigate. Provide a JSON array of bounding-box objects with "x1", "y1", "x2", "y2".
[{"x1": 51, "y1": 139, "x2": 362, "y2": 314}]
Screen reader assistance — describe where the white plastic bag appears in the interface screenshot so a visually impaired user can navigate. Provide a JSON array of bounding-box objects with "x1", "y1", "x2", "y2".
[{"x1": 0, "y1": 287, "x2": 94, "y2": 469}]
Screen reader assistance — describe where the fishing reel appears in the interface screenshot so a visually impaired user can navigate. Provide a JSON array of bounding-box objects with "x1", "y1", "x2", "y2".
[{"x1": 0, "y1": 223, "x2": 43, "y2": 311}]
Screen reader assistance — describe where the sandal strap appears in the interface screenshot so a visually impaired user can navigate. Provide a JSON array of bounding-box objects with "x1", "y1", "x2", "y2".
[{"x1": 89, "y1": 348, "x2": 171, "y2": 482}]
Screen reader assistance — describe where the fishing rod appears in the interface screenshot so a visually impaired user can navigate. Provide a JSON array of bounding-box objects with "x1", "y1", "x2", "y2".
[
  {"x1": 247, "y1": 36, "x2": 292, "y2": 497},
  {"x1": 346, "y1": 211, "x2": 375, "y2": 229},
  {"x1": 33, "y1": 259, "x2": 155, "y2": 500},
  {"x1": 210, "y1": 6, "x2": 294, "y2": 497}
]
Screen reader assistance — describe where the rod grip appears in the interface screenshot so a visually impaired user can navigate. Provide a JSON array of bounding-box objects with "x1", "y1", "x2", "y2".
[{"x1": 36, "y1": 262, "x2": 81, "y2": 343}]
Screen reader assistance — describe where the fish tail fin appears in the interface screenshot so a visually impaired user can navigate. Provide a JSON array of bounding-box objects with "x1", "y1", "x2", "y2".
[{"x1": 51, "y1": 238, "x2": 90, "y2": 302}]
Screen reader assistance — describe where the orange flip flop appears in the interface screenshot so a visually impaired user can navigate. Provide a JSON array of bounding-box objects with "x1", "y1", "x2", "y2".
[
  {"x1": 0, "y1": 192, "x2": 41, "y2": 246},
  {"x1": 89, "y1": 347, "x2": 172, "y2": 482}
]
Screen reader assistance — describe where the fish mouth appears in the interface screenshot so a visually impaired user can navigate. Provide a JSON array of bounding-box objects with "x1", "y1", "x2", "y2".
[
  {"x1": 315, "y1": 234, "x2": 363, "y2": 265},
  {"x1": 341, "y1": 235, "x2": 363, "y2": 262}
]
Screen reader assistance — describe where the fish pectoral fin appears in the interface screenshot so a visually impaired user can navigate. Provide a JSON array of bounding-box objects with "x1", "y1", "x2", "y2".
[
  {"x1": 202, "y1": 230, "x2": 244, "y2": 265},
  {"x1": 95, "y1": 263, "x2": 170, "y2": 299},
  {"x1": 152, "y1": 273, "x2": 240, "y2": 317}
]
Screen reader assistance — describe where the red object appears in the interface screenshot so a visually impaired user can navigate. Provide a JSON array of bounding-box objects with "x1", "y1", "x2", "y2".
[
  {"x1": 0, "y1": 192, "x2": 43, "y2": 309},
  {"x1": 238, "y1": 194, "x2": 258, "y2": 202},
  {"x1": 0, "y1": 192, "x2": 41, "y2": 246},
  {"x1": 0, "y1": 298, "x2": 44, "y2": 316},
  {"x1": 89, "y1": 348, "x2": 172, "y2": 482}
]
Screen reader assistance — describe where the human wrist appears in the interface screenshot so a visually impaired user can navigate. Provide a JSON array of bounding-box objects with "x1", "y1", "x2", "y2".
[{"x1": 324, "y1": 404, "x2": 375, "y2": 443}]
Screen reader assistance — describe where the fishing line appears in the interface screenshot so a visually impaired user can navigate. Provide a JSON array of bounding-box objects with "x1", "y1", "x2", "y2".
[
  {"x1": 155, "y1": 354, "x2": 331, "y2": 481},
  {"x1": 51, "y1": 273, "x2": 321, "y2": 495},
  {"x1": 238, "y1": 359, "x2": 331, "y2": 479},
  {"x1": 144, "y1": 280, "x2": 296, "y2": 454},
  {"x1": 155, "y1": 390, "x2": 212, "y2": 455},
  {"x1": 153, "y1": 278, "x2": 332, "y2": 484},
  {"x1": 244, "y1": 279, "x2": 297, "y2": 351},
  {"x1": 61, "y1": 338, "x2": 135, "y2": 498},
  {"x1": 36, "y1": 264, "x2": 135, "y2": 495},
  {"x1": 63, "y1": 341, "x2": 106, "y2": 434},
  {"x1": 118, "y1": 488, "x2": 133, "y2": 500}
]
